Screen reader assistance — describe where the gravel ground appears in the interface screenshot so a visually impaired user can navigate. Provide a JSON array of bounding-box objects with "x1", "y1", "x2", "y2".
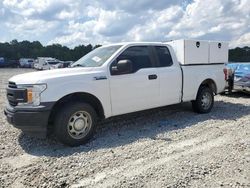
[{"x1": 0, "y1": 68, "x2": 249, "y2": 188}]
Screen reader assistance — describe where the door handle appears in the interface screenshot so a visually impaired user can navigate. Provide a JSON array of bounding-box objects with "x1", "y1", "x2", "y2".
[{"x1": 148, "y1": 74, "x2": 157, "y2": 80}]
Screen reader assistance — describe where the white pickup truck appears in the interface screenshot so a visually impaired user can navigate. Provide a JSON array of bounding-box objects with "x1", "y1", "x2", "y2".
[{"x1": 4, "y1": 40, "x2": 228, "y2": 146}]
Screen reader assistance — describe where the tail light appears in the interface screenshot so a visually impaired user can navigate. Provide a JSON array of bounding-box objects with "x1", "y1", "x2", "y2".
[{"x1": 223, "y1": 68, "x2": 228, "y2": 80}]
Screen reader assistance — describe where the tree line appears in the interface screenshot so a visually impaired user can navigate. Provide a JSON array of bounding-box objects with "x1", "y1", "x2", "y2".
[
  {"x1": 229, "y1": 46, "x2": 250, "y2": 62},
  {"x1": 0, "y1": 40, "x2": 101, "y2": 61},
  {"x1": 0, "y1": 39, "x2": 250, "y2": 62}
]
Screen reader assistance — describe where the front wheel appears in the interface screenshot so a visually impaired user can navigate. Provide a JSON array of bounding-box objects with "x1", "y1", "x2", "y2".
[
  {"x1": 192, "y1": 87, "x2": 214, "y2": 113},
  {"x1": 54, "y1": 102, "x2": 97, "y2": 146}
]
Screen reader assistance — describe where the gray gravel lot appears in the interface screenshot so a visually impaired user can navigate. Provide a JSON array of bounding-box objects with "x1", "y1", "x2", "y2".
[{"x1": 0, "y1": 68, "x2": 250, "y2": 188}]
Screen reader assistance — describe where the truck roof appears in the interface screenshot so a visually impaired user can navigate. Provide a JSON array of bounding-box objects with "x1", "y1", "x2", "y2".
[
  {"x1": 104, "y1": 42, "x2": 166, "y2": 47},
  {"x1": 103, "y1": 40, "x2": 228, "y2": 47}
]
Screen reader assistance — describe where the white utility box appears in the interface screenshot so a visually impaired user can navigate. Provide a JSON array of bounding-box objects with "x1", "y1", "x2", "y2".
[
  {"x1": 166, "y1": 39, "x2": 228, "y2": 65},
  {"x1": 209, "y1": 41, "x2": 229, "y2": 63}
]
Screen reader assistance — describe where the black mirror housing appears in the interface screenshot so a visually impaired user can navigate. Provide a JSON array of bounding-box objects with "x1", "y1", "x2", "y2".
[{"x1": 112, "y1": 59, "x2": 133, "y2": 75}]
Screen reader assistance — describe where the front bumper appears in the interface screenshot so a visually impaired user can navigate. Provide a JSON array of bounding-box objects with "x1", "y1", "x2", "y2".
[{"x1": 4, "y1": 102, "x2": 54, "y2": 138}]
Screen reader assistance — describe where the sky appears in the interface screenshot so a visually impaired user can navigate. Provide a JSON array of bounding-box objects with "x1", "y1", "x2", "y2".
[{"x1": 0, "y1": 0, "x2": 250, "y2": 48}]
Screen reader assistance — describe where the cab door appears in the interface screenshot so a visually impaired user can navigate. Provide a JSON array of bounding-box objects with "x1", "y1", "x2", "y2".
[
  {"x1": 152, "y1": 46, "x2": 182, "y2": 105},
  {"x1": 109, "y1": 46, "x2": 160, "y2": 116}
]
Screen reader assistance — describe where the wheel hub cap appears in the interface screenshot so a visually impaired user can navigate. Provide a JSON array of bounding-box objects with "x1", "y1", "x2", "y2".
[
  {"x1": 201, "y1": 93, "x2": 212, "y2": 109},
  {"x1": 67, "y1": 111, "x2": 92, "y2": 139},
  {"x1": 74, "y1": 118, "x2": 85, "y2": 131}
]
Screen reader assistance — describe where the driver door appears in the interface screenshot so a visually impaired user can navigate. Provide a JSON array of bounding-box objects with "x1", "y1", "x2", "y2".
[{"x1": 109, "y1": 46, "x2": 160, "y2": 116}]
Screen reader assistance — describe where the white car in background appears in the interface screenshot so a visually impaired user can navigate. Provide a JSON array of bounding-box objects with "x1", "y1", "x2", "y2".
[
  {"x1": 19, "y1": 58, "x2": 35, "y2": 68},
  {"x1": 50, "y1": 61, "x2": 73, "y2": 69},
  {"x1": 42, "y1": 60, "x2": 63, "y2": 70},
  {"x1": 35, "y1": 57, "x2": 59, "y2": 70}
]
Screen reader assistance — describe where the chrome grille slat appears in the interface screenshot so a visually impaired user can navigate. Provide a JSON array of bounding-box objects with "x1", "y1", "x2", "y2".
[
  {"x1": 8, "y1": 81, "x2": 17, "y2": 88},
  {"x1": 7, "y1": 82, "x2": 18, "y2": 107}
]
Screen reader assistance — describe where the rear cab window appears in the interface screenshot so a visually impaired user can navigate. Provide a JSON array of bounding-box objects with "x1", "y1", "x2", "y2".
[{"x1": 154, "y1": 46, "x2": 173, "y2": 67}]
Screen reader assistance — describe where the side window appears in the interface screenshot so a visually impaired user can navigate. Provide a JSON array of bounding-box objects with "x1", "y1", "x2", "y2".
[
  {"x1": 115, "y1": 46, "x2": 152, "y2": 74},
  {"x1": 155, "y1": 46, "x2": 173, "y2": 67}
]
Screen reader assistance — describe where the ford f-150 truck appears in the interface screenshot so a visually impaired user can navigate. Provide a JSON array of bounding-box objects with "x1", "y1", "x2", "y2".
[{"x1": 4, "y1": 40, "x2": 228, "y2": 146}]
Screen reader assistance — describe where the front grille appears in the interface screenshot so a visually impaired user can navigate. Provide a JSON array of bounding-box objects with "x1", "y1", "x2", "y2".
[
  {"x1": 7, "y1": 82, "x2": 17, "y2": 106},
  {"x1": 8, "y1": 81, "x2": 17, "y2": 88},
  {"x1": 8, "y1": 100, "x2": 18, "y2": 107},
  {"x1": 7, "y1": 82, "x2": 27, "y2": 107}
]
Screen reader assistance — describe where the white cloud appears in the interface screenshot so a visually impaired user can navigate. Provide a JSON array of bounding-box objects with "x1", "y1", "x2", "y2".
[
  {"x1": 56, "y1": 9, "x2": 79, "y2": 20},
  {"x1": 125, "y1": 6, "x2": 184, "y2": 42},
  {"x1": 0, "y1": 7, "x2": 4, "y2": 15},
  {"x1": 4, "y1": 16, "x2": 59, "y2": 43},
  {"x1": 6, "y1": 18, "x2": 57, "y2": 33},
  {"x1": 163, "y1": 0, "x2": 250, "y2": 46},
  {"x1": 92, "y1": 9, "x2": 136, "y2": 36},
  {"x1": 48, "y1": 20, "x2": 97, "y2": 46},
  {"x1": 0, "y1": 0, "x2": 250, "y2": 48},
  {"x1": 231, "y1": 32, "x2": 250, "y2": 47},
  {"x1": 3, "y1": 0, "x2": 50, "y2": 16}
]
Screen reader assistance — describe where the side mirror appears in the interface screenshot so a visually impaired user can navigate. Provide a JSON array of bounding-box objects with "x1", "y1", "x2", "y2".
[{"x1": 112, "y1": 59, "x2": 133, "y2": 75}]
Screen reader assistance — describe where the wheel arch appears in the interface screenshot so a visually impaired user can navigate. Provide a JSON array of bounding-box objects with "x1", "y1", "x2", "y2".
[
  {"x1": 48, "y1": 92, "x2": 105, "y2": 125},
  {"x1": 197, "y1": 79, "x2": 217, "y2": 97}
]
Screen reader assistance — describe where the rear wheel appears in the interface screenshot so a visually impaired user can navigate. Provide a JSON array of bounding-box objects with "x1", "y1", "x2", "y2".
[
  {"x1": 54, "y1": 102, "x2": 97, "y2": 146},
  {"x1": 192, "y1": 87, "x2": 214, "y2": 113}
]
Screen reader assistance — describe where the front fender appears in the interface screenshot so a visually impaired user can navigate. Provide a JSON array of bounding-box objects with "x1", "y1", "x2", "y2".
[{"x1": 41, "y1": 77, "x2": 112, "y2": 118}]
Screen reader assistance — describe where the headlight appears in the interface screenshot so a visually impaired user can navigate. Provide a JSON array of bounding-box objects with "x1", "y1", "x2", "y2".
[{"x1": 17, "y1": 84, "x2": 47, "y2": 106}]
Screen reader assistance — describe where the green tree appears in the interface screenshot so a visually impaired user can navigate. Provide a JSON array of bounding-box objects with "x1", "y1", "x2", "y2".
[{"x1": 0, "y1": 40, "x2": 102, "y2": 61}]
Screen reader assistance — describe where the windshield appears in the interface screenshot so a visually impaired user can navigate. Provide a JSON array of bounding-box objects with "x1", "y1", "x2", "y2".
[{"x1": 71, "y1": 45, "x2": 122, "y2": 67}]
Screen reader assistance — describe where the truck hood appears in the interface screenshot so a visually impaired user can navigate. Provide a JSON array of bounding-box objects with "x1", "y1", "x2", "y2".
[{"x1": 9, "y1": 67, "x2": 99, "y2": 85}]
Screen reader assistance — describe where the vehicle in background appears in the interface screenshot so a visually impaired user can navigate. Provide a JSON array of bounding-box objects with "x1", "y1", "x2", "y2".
[
  {"x1": 0, "y1": 57, "x2": 7, "y2": 67},
  {"x1": 43, "y1": 60, "x2": 63, "y2": 70},
  {"x1": 225, "y1": 63, "x2": 238, "y2": 93},
  {"x1": 234, "y1": 63, "x2": 250, "y2": 93},
  {"x1": 50, "y1": 61, "x2": 73, "y2": 69},
  {"x1": 19, "y1": 58, "x2": 35, "y2": 68},
  {"x1": 33, "y1": 59, "x2": 39, "y2": 69},
  {"x1": 5, "y1": 40, "x2": 228, "y2": 146},
  {"x1": 234, "y1": 63, "x2": 250, "y2": 79},
  {"x1": 0, "y1": 58, "x2": 20, "y2": 68},
  {"x1": 64, "y1": 61, "x2": 74, "y2": 67},
  {"x1": 49, "y1": 63, "x2": 61, "y2": 69},
  {"x1": 8, "y1": 60, "x2": 20, "y2": 68},
  {"x1": 226, "y1": 63, "x2": 239, "y2": 70},
  {"x1": 35, "y1": 57, "x2": 57, "y2": 70}
]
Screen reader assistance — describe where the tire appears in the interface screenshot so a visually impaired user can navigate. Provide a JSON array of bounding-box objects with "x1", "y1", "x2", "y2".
[
  {"x1": 192, "y1": 87, "x2": 214, "y2": 114},
  {"x1": 54, "y1": 102, "x2": 97, "y2": 146}
]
